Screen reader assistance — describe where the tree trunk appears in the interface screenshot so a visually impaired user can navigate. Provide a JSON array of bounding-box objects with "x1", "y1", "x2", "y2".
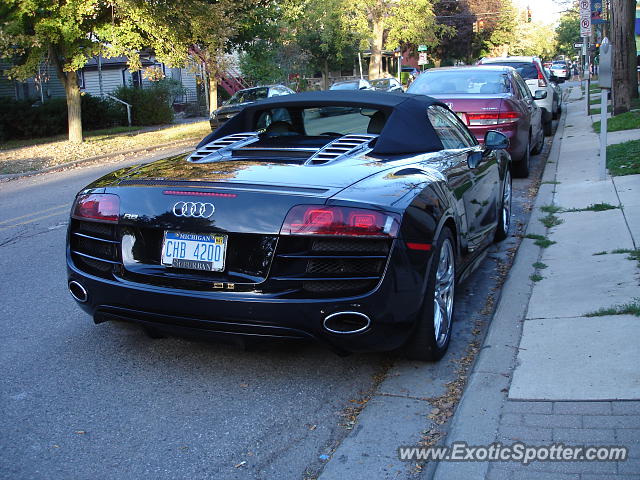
[
  {"x1": 323, "y1": 59, "x2": 330, "y2": 90},
  {"x1": 610, "y1": 0, "x2": 633, "y2": 114},
  {"x1": 368, "y1": 17, "x2": 384, "y2": 80},
  {"x1": 208, "y1": 75, "x2": 218, "y2": 114},
  {"x1": 64, "y1": 75, "x2": 83, "y2": 143},
  {"x1": 50, "y1": 45, "x2": 83, "y2": 143}
]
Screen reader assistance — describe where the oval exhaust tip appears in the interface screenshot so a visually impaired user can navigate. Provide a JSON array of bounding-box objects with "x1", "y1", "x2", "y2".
[
  {"x1": 68, "y1": 281, "x2": 88, "y2": 303},
  {"x1": 323, "y1": 311, "x2": 370, "y2": 334}
]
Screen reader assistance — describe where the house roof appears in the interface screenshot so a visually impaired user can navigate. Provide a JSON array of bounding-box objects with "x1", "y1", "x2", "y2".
[{"x1": 82, "y1": 56, "x2": 158, "y2": 70}]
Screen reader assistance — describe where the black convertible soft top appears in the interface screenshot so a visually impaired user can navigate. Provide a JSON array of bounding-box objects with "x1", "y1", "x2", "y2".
[{"x1": 197, "y1": 91, "x2": 448, "y2": 155}]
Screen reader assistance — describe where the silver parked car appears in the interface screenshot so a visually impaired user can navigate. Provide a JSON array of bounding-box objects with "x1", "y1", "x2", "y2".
[
  {"x1": 210, "y1": 85, "x2": 295, "y2": 130},
  {"x1": 370, "y1": 77, "x2": 404, "y2": 92}
]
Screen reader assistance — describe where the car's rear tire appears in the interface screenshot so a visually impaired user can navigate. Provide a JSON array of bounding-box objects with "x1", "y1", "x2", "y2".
[
  {"x1": 531, "y1": 128, "x2": 544, "y2": 155},
  {"x1": 494, "y1": 170, "x2": 512, "y2": 242},
  {"x1": 552, "y1": 96, "x2": 560, "y2": 120},
  {"x1": 511, "y1": 138, "x2": 530, "y2": 178},
  {"x1": 402, "y1": 228, "x2": 455, "y2": 361}
]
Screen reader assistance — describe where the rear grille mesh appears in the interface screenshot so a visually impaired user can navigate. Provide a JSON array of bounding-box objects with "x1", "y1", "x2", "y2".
[
  {"x1": 69, "y1": 220, "x2": 121, "y2": 277},
  {"x1": 270, "y1": 237, "x2": 391, "y2": 297}
]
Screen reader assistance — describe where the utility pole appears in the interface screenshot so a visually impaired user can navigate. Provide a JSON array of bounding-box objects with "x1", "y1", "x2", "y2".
[{"x1": 610, "y1": 0, "x2": 636, "y2": 113}]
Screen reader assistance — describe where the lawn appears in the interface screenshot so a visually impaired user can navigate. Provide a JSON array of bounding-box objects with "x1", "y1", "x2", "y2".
[
  {"x1": 593, "y1": 110, "x2": 640, "y2": 133},
  {"x1": 589, "y1": 105, "x2": 612, "y2": 115},
  {"x1": 0, "y1": 121, "x2": 210, "y2": 175},
  {"x1": 606, "y1": 139, "x2": 640, "y2": 176}
]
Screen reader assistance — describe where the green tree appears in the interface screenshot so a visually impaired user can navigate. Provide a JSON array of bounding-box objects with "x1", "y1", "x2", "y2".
[
  {"x1": 510, "y1": 22, "x2": 557, "y2": 59},
  {"x1": 475, "y1": 0, "x2": 519, "y2": 58},
  {"x1": 292, "y1": 0, "x2": 358, "y2": 89},
  {"x1": 344, "y1": 0, "x2": 452, "y2": 79},
  {"x1": 128, "y1": 0, "x2": 254, "y2": 114},
  {"x1": 555, "y1": 8, "x2": 580, "y2": 57},
  {"x1": 0, "y1": 0, "x2": 193, "y2": 143}
]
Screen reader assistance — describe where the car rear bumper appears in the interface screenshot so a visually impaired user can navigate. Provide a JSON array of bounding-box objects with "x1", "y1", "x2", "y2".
[{"x1": 66, "y1": 257, "x2": 424, "y2": 354}]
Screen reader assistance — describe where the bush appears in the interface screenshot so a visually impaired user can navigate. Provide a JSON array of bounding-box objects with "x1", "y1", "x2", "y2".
[
  {"x1": 112, "y1": 79, "x2": 178, "y2": 125},
  {"x1": 0, "y1": 94, "x2": 126, "y2": 142}
]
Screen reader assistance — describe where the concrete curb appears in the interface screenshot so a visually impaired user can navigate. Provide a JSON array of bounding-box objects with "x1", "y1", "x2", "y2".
[
  {"x1": 0, "y1": 138, "x2": 197, "y2": 181},
  {"x1": 427, "y1": 90, "x2": 569, "y2": 479}
]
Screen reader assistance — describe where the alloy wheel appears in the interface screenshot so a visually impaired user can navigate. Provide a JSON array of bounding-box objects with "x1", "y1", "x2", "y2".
[
  {"x1": 433, "y1": 239, "x2": 455, "y2": 348},
  {"x1": 502, "y1": 171, "x2": 512, "y2": 234}
]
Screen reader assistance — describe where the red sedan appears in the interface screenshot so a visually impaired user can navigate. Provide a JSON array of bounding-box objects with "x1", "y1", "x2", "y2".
[{"x1": 407, "y1": 66, "x2": 545, "y2": 177}]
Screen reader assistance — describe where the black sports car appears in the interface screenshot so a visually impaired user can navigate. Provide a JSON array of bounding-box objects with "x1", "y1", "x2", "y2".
[{"x1": 66, "y1": 91, "x2": 512, "y2": 361}]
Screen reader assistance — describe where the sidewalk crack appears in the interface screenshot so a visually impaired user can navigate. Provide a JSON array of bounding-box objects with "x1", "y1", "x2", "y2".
[{"x1": 611, "y1": 176, "x2": 637, "y2": 250}]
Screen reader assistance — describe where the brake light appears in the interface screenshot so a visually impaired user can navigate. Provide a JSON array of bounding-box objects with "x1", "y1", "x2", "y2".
[
  {"x1": 466, "y1": 111, "x2": 520, "y2": 125},
  {"x1": 72, "y1": 193, "x2": 120, "y2": 222},
  {"x1": 281, "y1": 205, "x2": 400, "y2": 237},
  {"x1": 537, "y1": 67, "x2": 547, "y2": 87}
]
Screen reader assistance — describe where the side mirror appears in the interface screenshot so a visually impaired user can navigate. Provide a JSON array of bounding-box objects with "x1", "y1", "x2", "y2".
[
  {"x1": 533, "y1": 90, "x2": 548, "y2": 100},
  {"x1": 467, "y1": 150, "x2": 483, "y2": 169},
  {"x1": 484, "y1": 130, "x2": 509, "y2": 151}
]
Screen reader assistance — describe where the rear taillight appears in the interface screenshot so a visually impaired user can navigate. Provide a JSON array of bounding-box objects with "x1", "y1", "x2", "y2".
[
  {"x1": 281, "y1": 205, "x2": 400, "y2": 238},
  {"x1": 72, "y1": 193, "x2": 120, "y2": 223},
  {"x1": 466, "y1": 111, "x2": 520, "y2": 126},
  {"x1": 537, "y1": 68, "x2": 547, "y2": 87}
]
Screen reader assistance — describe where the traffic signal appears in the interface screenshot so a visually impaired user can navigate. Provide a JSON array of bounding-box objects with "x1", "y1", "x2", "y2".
[{"x1": 527, "y1": 7, "x2": 532, "y2": 22}]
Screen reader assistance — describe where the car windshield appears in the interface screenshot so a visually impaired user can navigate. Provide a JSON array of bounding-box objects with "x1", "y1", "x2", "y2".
[
  {"x1": 227, "y1": 87, "x2": 269, "y2": 105},
  {"x1": 370, "y1": 80, "x2": 389, "y2": 89},
  {"x1": 253, "y1": 106, "x2": 386, "y2": 137},
  {"x1": 330, "y1": 82, "x2": 359, "y2": 90},
  {"x1": 480, "y1": 61, "x2": 538, "y2": 80},
  {"x1": 408, "y1": 70, "x2": 511, "y2": 94}
]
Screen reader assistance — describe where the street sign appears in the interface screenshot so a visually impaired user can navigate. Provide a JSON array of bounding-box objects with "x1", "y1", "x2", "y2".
[
  {"x1": 574, "y1": 43, "x2": 584, "y2": 48},
  {"x1": 418, "y1": 45, "x2": 428, "y2": 52},
  {"x1": 418, "y1": 52, "x2": 428, "y2": 65},
  {"x1": 579, "y1": 0, "x2": 592, "y2": 35}
]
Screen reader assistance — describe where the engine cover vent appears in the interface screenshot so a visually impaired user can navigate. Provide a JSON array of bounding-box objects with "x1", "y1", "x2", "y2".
[
  {"x1": 305, "y1": 134, "x2": 378, "y2": 165},
  {"x1": 187, "y1": 132, "x2": 259, "y2": 163}
]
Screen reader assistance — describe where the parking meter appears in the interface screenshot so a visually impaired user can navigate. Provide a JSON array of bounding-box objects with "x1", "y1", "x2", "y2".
[{"x1": 599, "y1": 37, "x2": 612, "y2": 89}]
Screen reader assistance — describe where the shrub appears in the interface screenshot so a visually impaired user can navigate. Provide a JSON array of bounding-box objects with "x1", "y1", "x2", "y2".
[
  {"x1": 112, "y1": 78, "x2": 179, "y2": 125},
  {"x1": 0, "y1": 94, "x2": 125, "y2": 141}
]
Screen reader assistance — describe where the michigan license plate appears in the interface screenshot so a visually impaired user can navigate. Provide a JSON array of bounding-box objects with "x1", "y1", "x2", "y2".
[{"x1": 161, "y1": 231, "x2": 227, "y2": 272}]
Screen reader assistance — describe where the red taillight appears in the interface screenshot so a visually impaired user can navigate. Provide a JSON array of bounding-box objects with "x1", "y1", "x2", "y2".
[
  {"x1": 537, "y1": 68, "x2": 547, "y2": 87},
  {"x1": 72, "y1": 193, "x2": 120, "y2": 223},
  {"x1": 281, "y1": 205, "x2": 400, "y2": 238},
  {"x1": 467, "y1": 111, "x2": 520, "y2": 126},
  {"x1": 406, "y1": 242, "x2": 432, "y2": 251}
]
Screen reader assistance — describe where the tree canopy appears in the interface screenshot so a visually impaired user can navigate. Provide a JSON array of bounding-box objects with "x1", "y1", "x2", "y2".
[{"x1": 555, "y1": 8, "x2": 580, "y2": 57}]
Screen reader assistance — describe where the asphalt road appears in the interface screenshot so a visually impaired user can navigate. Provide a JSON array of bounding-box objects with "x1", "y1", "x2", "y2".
[{"x1": 0, "y1": 114, "x2": 556, "y2": 479}]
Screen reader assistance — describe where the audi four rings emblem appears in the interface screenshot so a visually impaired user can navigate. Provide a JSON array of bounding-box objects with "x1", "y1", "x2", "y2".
[{"x1": 172, "y1": 201, "x2": 215, "y2": 218}]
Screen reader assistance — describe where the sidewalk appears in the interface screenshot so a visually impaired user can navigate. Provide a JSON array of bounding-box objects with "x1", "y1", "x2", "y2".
[{"x1": 431, "y1": 84, "x2": 640, "y2": 479}]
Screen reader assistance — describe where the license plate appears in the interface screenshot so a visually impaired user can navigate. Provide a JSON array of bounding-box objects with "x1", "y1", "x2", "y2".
[{"x1": 161, "y1": 231, "x2": 227, "y2": 272}]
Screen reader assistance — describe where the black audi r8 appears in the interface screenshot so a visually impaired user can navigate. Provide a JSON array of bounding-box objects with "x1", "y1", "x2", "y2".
[{"x1": 66, "y1": 91, "x2": 512, "y2": 361}]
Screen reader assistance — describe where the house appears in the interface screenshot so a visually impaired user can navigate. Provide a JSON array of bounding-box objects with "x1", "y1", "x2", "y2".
[{"x1": 0, "y1": 55, "x2": 202, "y2": 109}]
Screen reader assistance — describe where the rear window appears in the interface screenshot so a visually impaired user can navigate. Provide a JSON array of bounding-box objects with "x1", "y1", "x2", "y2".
[
  {"x1": 480, "y1": 61, "x2": 538, "y2": 80},
  {"x1": 408, "y1": 70, "x2": 511, "y2": 95},
  {"x1": 330, "y1": 82, "x2": 359, "y2": 91},
  {"x1": 254, "y1": 107, "x2": 387, "y2": 137},
  {"x1": 227, "y1": 87, "x2": 269, "y2": 105}
]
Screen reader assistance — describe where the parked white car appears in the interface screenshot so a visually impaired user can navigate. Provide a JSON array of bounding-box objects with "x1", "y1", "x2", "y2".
[{"x1": 477, "y1": 56, "x2": 559, "y2": 136}]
